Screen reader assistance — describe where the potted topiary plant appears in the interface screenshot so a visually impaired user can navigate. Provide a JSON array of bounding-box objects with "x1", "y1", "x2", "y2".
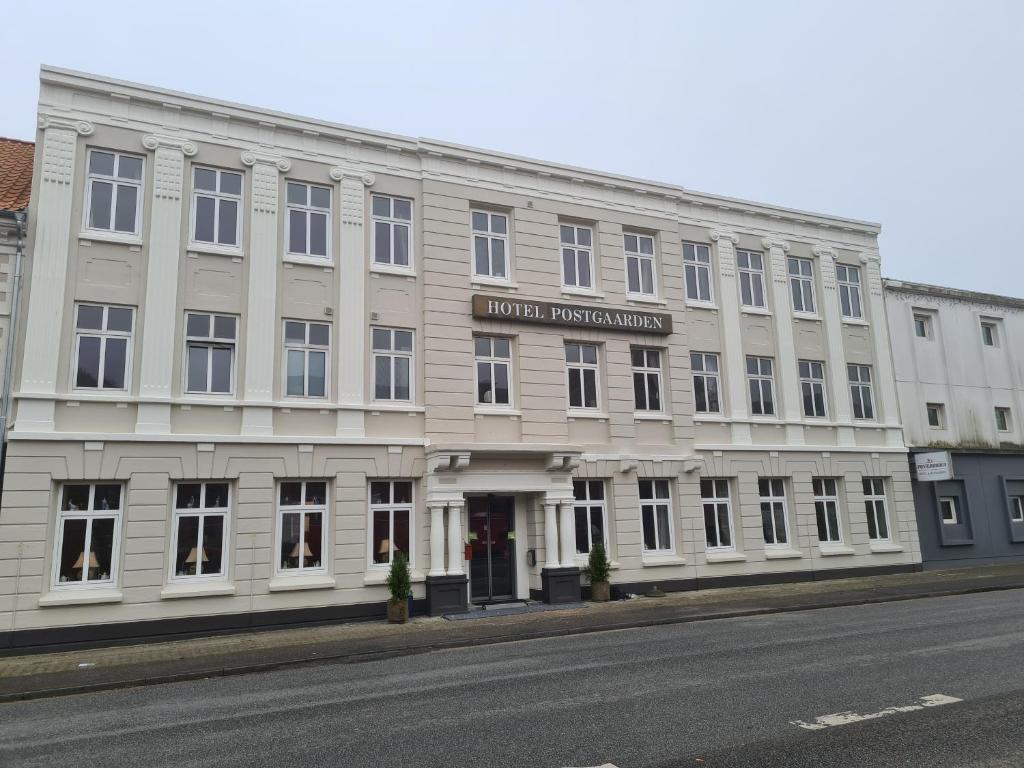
[
  {"x1": 584, "y1": 541, "x2": 611, "y2": 602},
  {"x1": 385, "y1": 551, "x2": 411, "y2": 623}
]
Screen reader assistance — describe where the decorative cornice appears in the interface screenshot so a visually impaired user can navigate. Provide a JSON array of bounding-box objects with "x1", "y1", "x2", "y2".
[
  {"x1": 329, "y1": 166, "x2": 375, "y2": 186},
  {"x1": 142, "y1": 134, "x2": 198, "y2": 156},
  {"x1": 37, "y1": 114, "x2": 93, "y2": 135},
  {"x1": 708, "y1": 229, "x2": 738, "y2": 244},
  {"x1": 240, "y1": 150, "x2": 291, "y2": 172},
  {"x1": 761, "y1": 236, "x2": 791, "y2": 252}
]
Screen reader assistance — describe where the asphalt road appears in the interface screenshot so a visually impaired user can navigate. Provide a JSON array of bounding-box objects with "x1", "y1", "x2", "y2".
[{"x1": 2, "y1": 590, "x2": 1023, "y2": 768}]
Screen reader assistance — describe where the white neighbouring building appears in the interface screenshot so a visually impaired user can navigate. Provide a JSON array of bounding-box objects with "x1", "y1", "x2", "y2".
[{"x1": 0, "y1": 67, "x2": 919, "y2": 648}]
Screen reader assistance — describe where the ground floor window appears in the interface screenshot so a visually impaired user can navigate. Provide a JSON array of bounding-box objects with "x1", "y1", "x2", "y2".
[
  {"x1": 573, "y1": 480, "x2": 607, "y2": 554},
  {"x1": 939, "y1": 496, "x2": 960, "y2": 525},
  {"x1": 813, "y1": 478, "x2": 842, "y2": 543},
  {"x1": 701, "y1": 478, "x2": 734, "y2": 550},
  {"x1": 1011, "y1": 496, "x2": 1024, "y2": 523},
  {"x1": 369, "y1": 480, "x2": 413, "y2": 566},
  {"x1": 862, "y1": 478, "x2": 890, "y2": 541},
  {"x1": 172, "y1": 482, "x2": 229, "y2": 579},
  {"x1": 639, "y1": 479, "x2": 673, "y2": 553},
  {"x1": 277, "y1": 481, "x2": 327, "y2": 573},
  {"x1": 54, "y1": 483, "x2": 122, "y2": 587},
  {"x1": 759, "y1": 478, "x2": 789, "y2": 546}
]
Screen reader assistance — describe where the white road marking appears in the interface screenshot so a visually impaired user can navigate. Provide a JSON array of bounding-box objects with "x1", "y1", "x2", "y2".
[{"x1": 792, "y1": 693, "x2": 962, "y2": 731}]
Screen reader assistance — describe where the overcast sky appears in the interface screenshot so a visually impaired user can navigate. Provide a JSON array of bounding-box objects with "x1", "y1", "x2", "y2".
[{"x1": 3, "y1": 1, "x2": 1021, "y2": 293}]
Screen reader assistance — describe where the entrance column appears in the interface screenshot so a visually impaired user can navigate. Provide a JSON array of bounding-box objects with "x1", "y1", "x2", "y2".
[
  {"x1": 425, "y1": 499, "x2": 467, "y2": 617},
  {"x1": 427, "y1": 502, "x2": 446, "y2": 577},
  {"x1": 544, "y1": 500, "x2": 560, "y2": 568},
  {"x1": 558, "y1": 501, "x2": 576, "y2": 567},
  {"x1": 540, "y1": 495, "x2": 582, "y2": 605}
]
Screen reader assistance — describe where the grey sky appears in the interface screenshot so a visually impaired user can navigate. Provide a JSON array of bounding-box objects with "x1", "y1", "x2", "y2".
[{"x1": 3, "y1": 0, "x2": 1021, "y2": 293}]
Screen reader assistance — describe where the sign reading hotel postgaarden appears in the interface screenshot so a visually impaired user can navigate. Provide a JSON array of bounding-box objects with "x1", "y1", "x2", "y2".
[{"x1": 472, "y1": 295, "x2": 673, "y2": 335}]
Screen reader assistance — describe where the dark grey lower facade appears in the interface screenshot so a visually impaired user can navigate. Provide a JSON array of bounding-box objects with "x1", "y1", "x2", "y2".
[{"x1": 911, "y1": 450, "x2": 1024, "y2": 568}]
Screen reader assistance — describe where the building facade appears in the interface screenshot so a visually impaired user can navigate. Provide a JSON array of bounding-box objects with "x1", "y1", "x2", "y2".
[
  {"x1": 886, "y1": 279, "x2": 1024, "y2": 568},
  {"x1": 0, "y1": 67, "x2": 919, "y2": 648}
]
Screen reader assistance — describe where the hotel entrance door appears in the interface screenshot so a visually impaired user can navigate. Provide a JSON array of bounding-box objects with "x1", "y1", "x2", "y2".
[{"x1": 467, "y1": 496, "x2": 516, "y2": 603}]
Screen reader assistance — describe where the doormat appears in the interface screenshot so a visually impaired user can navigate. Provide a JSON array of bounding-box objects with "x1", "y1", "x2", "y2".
[{"x1": 443, "y1": 602, "x2": 586, "y2": 621}]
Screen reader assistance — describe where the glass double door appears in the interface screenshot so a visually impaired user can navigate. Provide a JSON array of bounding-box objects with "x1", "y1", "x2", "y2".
[{"x1": 468, "y1": 496, "x2": 516, "y2": 604}]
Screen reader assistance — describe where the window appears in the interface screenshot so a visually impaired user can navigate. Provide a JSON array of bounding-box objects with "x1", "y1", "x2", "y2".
[
  {"x1": 372, "y1": 328, "x2": 413, "y2": 401},
  {"x1": 737, "y1": 249, "x2": 766, "y2": 309},
  {"x1": 284, "y1": 320, "x2": 329, "y2": 398},
  {"x1": 848, "y1": 364, "x2": 875, "y2": 420},
  {"x1": 862, "y1": 478, "x2": 890, "y2": 541},
  {"x1": 369, "y1": 481, "x2": 412, "y2": 567},
  {"x1": 939, "y1": 496, "x2": 960, "y2": 525},
  {"x1": 277, "y1": 481, "x2": 327, "y2": 573},
  {"x1": 788, "y1": 257, "x2": 815, "y2": 314},
  {"x1": 85, "y1": 150, "x2": 143, "y2": 235},
  {"x1": 53, "y1": 483, "x2": 122, "y2": 588},
  {"x1": 74, "y1": 304, "x2": 133, "y2": 390},
  {"x1": 1010, "y1": 496, "x2": 1024, "y2": 523},
  {"x1": 372, "y1": 195, "x2": 413, "y2": 268},
  {"x1": 286, "y1": 182, "x2": 331, "y2": 259},
  {"x1": 996, "y1": 407, "x2": 1011, "y2": 432},
  {"x1": 981, "y1": 321, "x2": 998, "y2": 347},
  {"x1": 185, "y1": 313, "x2": 237, "y2": 394},
  {"x1": 192, "y1": 167, "x2": 242, "y2": 247},
  {"x1": 799, "y1": 360, "x2": 827, "y2": 418},
  {"x1": 471, "y1": 210, "x2": 509, "y2": 279},
  {"x1": 573, "y1": 480, "x2": 607, "y2": 555},
  {"x1": 913, "y1": 313, "x2": 932, "y2": 339},
  {"x1": 836, "y1": 264, "x2": 864, "y2": 320},
  {"x1": 171, "y1": 482, "x2": 229, "y2": 580},
  {"x1": 682, "y1": 242, "x2": 712, "y2": 303},
  {"x1": 475, "y1": 336, "x2": 512, "y2": 406},
  {"x1": 926, "y1": 403, "x2": 944, "y2": 428},
  {"x1": 639, "y1": 479, "x2": 673, "y2": 553},
  {"x1": 624, "y1": 232, "x2": 657, "y2": 297},
  {"x1": 813, "y1": 478, "x2": 842, "y2": 543},
  {"x1": 691, "y1": 352, "x2": 721, "y2": 414},
  {"x1": 747, "y1": 356, "x2": 775, "y2": 416},
  {"x1": 566, "y1": 343, "x2": 600, "y2": 410},
  {"x1": 561, "y1": 224, "x2": 594, "y2": 290},
  {"x1": 759, "y1": 479, "x2": 789, "y2": 546},
  {"x1": 701, "y1": 478, "x2": 733, "y2": 550},
  {"x1": 632, "y1": 348, "x2": 663, "y2": 412}
]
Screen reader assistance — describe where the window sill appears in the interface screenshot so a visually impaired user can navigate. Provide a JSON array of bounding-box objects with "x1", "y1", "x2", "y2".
[
  {"x1": 634, "y1": 412, "x2": 671, "y2": 422},
  {"x1": 567, "y1": 410, "x2": 609, "y2": 421},
  {"x1": 368, "y1": 402, "x2": 424, "y2": 414},
  {"x1": 39, "y1": 589, "x2": 123, "y2": 607},
  {"x1": 740, "y1": 307, "x2": 772, "y2": 316},
  {"x1": 187, "y1": 242, "x2": 244, "y2": 258},
  {"x1": 869, "y1": 542, "x2": 904, "y2": 554},
  {"x1": 686, "y1": 301, "x2": 718, "y2": 311},
  {"x1": 471, "y1": 277, "x2": 518, "y2": 290},
  {"x1": 561, "y1": 287, "x2": 605, "y2": 300},
  {"x1": 284, "y1": 254, "x2": 334, "y2": 268},
  {"x1": 626, "y1": 294, "x2": 666, "y2": 306},
  {"x1": 78, "y1": 230, "x2": 143, "y2": 247},
  {"x1": 641, "y1": 554, "x2": 686, "y2": 567},
  {"x1": 268, "y1": 575, "x2": 335, "y2": 592},
  {"x1": 842, "y1": 318, "x2": 869, "y2": 327},
  {"x1": 705, "y1": 551, "x2": 747, "y2": 564},
  {"x1": 475, "y1": 407, "x2": 522, "y2": 417},
  {"x1": 765, "y1": 548, "x2": 804, "y2": 560},
  {"x1": 161, "y1": 582, "x2": 236, "y2": 600},
  {"x1": 792, "y1": 312, "x2": 821, "y2": 322},
  {"x1": 818, "y1": 545, "x2": 855, "y2": 557},
  {"x1": 370, "y1": 263, "x2": 415, "y2": 278}
]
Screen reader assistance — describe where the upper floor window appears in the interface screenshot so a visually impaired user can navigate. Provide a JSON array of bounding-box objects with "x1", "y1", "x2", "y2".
[
  {"x1": 53, "y1": 483, "x2": 122, "y2": 588},
  {"x1": 472, "y1": 210, "x2": 508, "y2": 280},
  {"x1": 996, "y1": 406, "x2": 1012, "y2": 433},
  {"x1": 566, "y1": 343, "x2": 600, "y2": 410},
  {"x1": 747, "y1": 356, "x2": 775, "y2": 416},
  {"x1": 848, "y1": 364, "x2": 875, "y2": 420},
  {"x1": 624, "y1": 233, "x2": 656, "y2": 297},
  {"x1": 561, "y1": 224, "x2": 594, "y2": 290},
  {"x1": 913, "y1": 313, "x2": 933, "y2": 339},
  {"x1": 85, "y1": 150, "x2": 143, "y2": 235},
  {"x1": 926, "y1": 402, "x2": 945, "y2": 429},
  {"x1": 701, "y1": 478, "x2": 734, "y2": 551},
  {"x1": 639, "y1": 479, "x2": 673, "y2": 553},
  {"x1": 682, "y1": 243, "x2": 712, "y2": 303},
  {"x1": 74, "y1": 304, "x2": 133, "y2": 391},
  {"x1": 573, "y1": 480, "x2": 607, "y2": 555},
  {"x1": 185, "y1": 312, "x2": 237, "y2": 395},
  {"x1": 286, "y1": 182, "x2": 331, "y2": 259},
  {"x1": 788, "y1": 257, "x2": 816, "y2": 314},
  {"x1": 284, "y1": 320, "x2": 329, "y2": 398},
  {"x1": 171, "y1": 482, "x2": 229, "y2": 580},
  {"x1": 799, "y1": 360, "x2": 827, "y2": 418},
  {"x1": 737, "y1": 249, "x2": 766, "y2": 309},
  {"x1": 372, "y1": 327, "x2": 413, "y2": 402},
  {"x1": 373, "y1": 195, "x2": 413, "y2": 269},
  {"x1": 981, "y1": 321, "x2": 998, "y2": 347},
  {"x1": 369, "y1": 480, "x2": 412, "y2": 567},
  {"x1": 759, "y1": 478, "x2": 790, "y2": 546},
  {"x1": 192, "y1": 167, "x2": 242, "y2": 248},
  {"x1": 278, "y1": 481, "x2": 327, "y2": 574},
  {"x1": 691, "y1": 352, "x2": 721, "y2": 414},
  {"x1": 632, "y1": 348, "x2": 663, "y2": 412},
  {"x1": 813, "y1": 478, "x2": 842, "y2": 543},
  {"x1": 862, "y1": 478, "x2": 890, "y2": 541},
  {"x1": 475, "y1": 336, "x2": 512, "y2": 407},
  {"x1": 836, "y1": 264, "x2": 863, "y2": 320}
]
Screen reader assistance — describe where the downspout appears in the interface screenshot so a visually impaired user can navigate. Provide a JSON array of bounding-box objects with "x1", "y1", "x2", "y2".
[{"x1": 0, "y1": 209, "x2": 27, "y2": 501}]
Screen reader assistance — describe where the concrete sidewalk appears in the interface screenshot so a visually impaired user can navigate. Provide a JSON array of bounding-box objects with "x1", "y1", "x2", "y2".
[{"x1": 2, "y1": 563, "x2": 1023, "y2": 703}]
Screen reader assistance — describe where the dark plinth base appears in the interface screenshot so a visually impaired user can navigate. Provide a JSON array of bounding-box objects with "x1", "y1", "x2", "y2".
[
  {"x1": 541, "y1": 566, "x2": 582, "y2": 604},
  {"x1": 426, "y1": 574, "x2": 469, "y2": 616}
]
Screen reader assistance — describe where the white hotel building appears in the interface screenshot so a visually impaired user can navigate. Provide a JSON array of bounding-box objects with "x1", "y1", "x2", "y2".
[{"x1": 0, "y1": 67, "x2": 919, "y2": 647}]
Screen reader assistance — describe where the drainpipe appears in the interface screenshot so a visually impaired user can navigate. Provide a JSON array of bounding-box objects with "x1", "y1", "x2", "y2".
[{"x1": 0, "y1": 209, "x2": 27, "y2": 501}]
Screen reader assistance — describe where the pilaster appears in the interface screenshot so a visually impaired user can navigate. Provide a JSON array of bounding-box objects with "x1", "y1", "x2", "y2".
[
  {"x1": 814, "y1": 245, "x2": 854, "y2": 445},
  {"x1": 863, "y1": 251, "x2": 902, "y2": 432},
  {"x1": 762, "y1": 236, "x2": 804, "y2": 445},
  {"x1": 710, "y1": 230, "x2": 750, "y2": 444}
]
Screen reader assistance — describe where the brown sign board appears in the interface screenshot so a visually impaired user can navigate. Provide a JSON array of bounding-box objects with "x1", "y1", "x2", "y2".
[{"x1": 472, "y1": 294, "x2": 673, "y2": 335}]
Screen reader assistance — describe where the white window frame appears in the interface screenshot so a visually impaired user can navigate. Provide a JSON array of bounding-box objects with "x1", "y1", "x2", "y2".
[
  {"x1": 862, "y1": 478, "x2": 891, "y2": 542},
  {"x1": 72, "y1": 303, "x2": 134, "y2": 392},
  {"x1": 190, "y1": 166, "x2": 243, "y2": 249},
  {"x1": 474, "y1": 336, "x2": 513, "y2": 408},
  {"x1": 169, "y1": 482, "x2": 231, "y2": 583},
  {"x1": 283, "y1": 320, "x2": 330, "y2": 399},
  {"x1": 367, "y1": 480, "x2": 415, "y2": 569},
  {"x1": 981, "y1": 321, "x2": 998, "y2": 347},
  {"x1": 183, "y1": 312, "x2": 238, "y2": 395},
  {"x1": 632, "y1": 348, "x2": 664, "y2": 413},
  {"x1": 737, "y1": 249, "x2": 767, "y2": 309},
  {"x1": 371, "y1": 194, "x2": 414, "y2": 270},
  {"x1": 747, "y1": 356, "x2": 776, "y2": 417},
  {"x1": 701, "y1": 478, "x2": 734, "y2": 551},
  {"x1": 51, "y1": 483, "x2": 123, "y2": 590},
  {"x1": 572, "y1": 480, "x2": 608, "y2": 555},
  {"x1": 799, "y1": 360, "x2": 828, "y2": 418},
  {"x1": 471, "y1": 209, "x2": 510, "y2": 281},
  {"x1": 372, "y1": 327, "x2": 414, "y2": 402},
  {"x1": 692, "y1": 352, "x2": 722, "y2": 414},
  {"x1": 913, "y1": 313, "x2": 933, "y2": 339},
  {"x1": 682, "y1": 242, "x2": 713, "y2": 304},
  {"x1": 759, "y1": 478, "x2": 790, "y2": 547},
  {"x1": 849, "y1": 364, "x2": 875, "y2": 420},
  {"x1": 813, "y1": 478, "x2": 843, "y2": 544},
  {"x1": 926, "y1": 403, "x2": 945, "y2": 429},
  {"x1": 639, "y1": 479, "x2": 674, "y2": 554},
  {"x1": 83, "y1": 149, "x2": 144, "y2": 236},
  {"x1": 560, "y1": 223, "x2": 595, "y2": 290},
  {"x1": 624, "y1": 232, "x2": 658, "y2": 298},
  {"x1": 996, "y1": 407, "x2": 1012, "y2": 433},
  {"x1": 939, "y1": 496, "x2": 960, "y2": 525},
  {"x1": 285, "y1": 181, "x2": 332, "y2": 260},
  {"x1": 566, "y1": 342, "x2": 601, "y2": 412},
  {"x1": 788, "y1": 257, "x2": 816, "y2": 315},
  {"x1": 836, "y1": 264, "x2": 864, "y2": 320},
  {"x1": 275, "y1": 480, "x2": 329, "y2": 575},
  {"x1": 1009, "y1": 496, "x2": 1024, "y2": 523}
]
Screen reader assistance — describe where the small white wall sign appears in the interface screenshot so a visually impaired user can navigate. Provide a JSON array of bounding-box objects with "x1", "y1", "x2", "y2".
[{"x1": 914, "y1": 451, "x2": 953, "y2": 481}]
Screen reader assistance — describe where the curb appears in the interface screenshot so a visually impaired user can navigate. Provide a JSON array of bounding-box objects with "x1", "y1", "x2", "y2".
[{"x1": 1, "y1": 581, "x2": 1021, "y2": 705}]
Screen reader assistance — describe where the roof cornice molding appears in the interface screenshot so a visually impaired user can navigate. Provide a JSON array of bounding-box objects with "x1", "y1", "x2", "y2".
[{"x1": 883, "y1": 279, "x2": 1024, "y2": 311}]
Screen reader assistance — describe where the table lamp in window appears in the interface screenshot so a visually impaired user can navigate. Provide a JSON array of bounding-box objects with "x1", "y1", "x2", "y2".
[
  {"x1": 73, "y1": 550, "x2": 100, "y2": 578},
  {"x1": 377, "y1": 538, "x2": 390, "y2": 564}
]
